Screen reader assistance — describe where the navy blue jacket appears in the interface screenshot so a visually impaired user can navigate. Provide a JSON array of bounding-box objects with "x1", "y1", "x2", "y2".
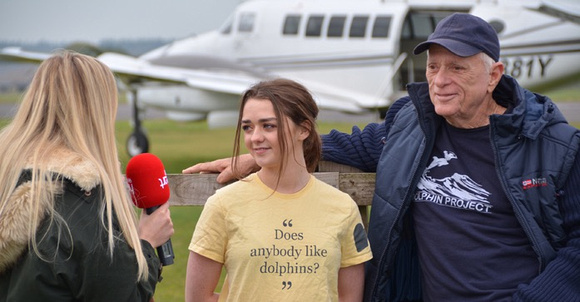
[{"x1": 322, "y1": 75, "x2": 580, "y2": 301}]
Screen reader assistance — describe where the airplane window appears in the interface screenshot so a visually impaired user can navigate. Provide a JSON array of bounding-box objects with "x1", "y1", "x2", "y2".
[
  {"x1": 433, "y1": 15, "x2": 446, "y2": 25},
  {"x1": 328, "y1": 16, "x2": 346, "y2": 37},
  {"x1": 350, "y1": 16, "x2": 369, "y2": 38},
  {"x1": 402, "y1": 18, "x2": 411, "y2": 39},
  {"x1": 283, "y1": 15, "x2": 301, "y2": 35},
  {"x1": 410, "y1": 13, "x2": 433, "y2": 39},
  {"x1": 221, "y1": 23, "x2": 232, "y2": 35},
  {"x1": 431, "y1": 11, "x2": 454, "y2": 29},
  {"x1": 238, "y1": 12, "x2": 255, "y2": 33},
  {"x1": 220, "y1": 15, "x2": 233, "y2": 35},
  {"x1": 372, "y1": 16, "x2": 391, "y2": 38},
  {"x1": 306, "y1": 15, "x2": 325, "y2": 37}
]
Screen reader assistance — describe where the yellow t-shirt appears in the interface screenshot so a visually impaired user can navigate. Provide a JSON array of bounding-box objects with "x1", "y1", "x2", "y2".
[{"x1": 189, "y1": 173, "x2": 372, "y2": 301}]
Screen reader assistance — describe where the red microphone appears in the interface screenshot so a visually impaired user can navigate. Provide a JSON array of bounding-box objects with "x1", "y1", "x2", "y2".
[{"x1": 126, "y1": 153, "x2": 174, "y2": 266}]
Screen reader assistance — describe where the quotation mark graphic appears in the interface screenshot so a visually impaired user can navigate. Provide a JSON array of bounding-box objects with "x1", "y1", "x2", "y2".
[
  {"x1": 283, "y1": 219, "x2": 293, "y2": 227},
  {"x1": 282, "y1": 281, "x2": 293, "y2": 290}
]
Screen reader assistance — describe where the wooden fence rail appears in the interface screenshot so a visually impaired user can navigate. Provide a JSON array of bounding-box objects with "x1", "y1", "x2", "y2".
[{"x1": 166, "y1": 162, "x2": 376, "y2": 224}]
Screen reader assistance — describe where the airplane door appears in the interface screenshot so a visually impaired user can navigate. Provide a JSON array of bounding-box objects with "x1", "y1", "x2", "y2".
[
  {"x1": 398, "y1": 10, "x2": 469, "y2": 89},
  {"x1": 232, "y1": 11, "x2": 258, "y2": 53}
]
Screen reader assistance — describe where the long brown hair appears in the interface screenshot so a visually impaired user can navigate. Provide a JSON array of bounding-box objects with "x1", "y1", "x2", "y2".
[{"x1": 232, "y1": 78, "x2": 321, "y2": 179}]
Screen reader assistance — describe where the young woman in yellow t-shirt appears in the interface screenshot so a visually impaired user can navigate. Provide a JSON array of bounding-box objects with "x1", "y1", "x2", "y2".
[{"x1": 185, "y1": 78, "x2": 372, "y2": 302}]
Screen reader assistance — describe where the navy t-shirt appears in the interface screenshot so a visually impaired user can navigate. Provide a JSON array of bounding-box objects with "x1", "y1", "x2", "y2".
[{"x1": 413, "y1": 122, "x2": 538, "y2": 301}]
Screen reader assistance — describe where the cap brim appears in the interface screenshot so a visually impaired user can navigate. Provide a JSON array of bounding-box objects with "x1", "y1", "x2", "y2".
[{"x1": 413, "y1": 39, "x2": 481, "y2": 58}]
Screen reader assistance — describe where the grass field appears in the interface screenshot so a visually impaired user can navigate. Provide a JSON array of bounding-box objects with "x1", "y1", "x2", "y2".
[{"x1": 1, "y1": 83, "x2": 579, "y2": 301}]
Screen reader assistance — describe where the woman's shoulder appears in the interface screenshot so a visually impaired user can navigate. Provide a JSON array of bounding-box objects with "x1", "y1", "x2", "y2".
[
  {"x1": 23, "y1": 148, "x2": 102, "y2": 192},
  {"x1": 207, "y1": 173, "x2": 262, "y2": 204},
  {"x1": 310, "y1": 177, "x2": 357, "y2": 207},
  {"x1": 50, "y1": 180, "x2": 104, "y2": 238}
]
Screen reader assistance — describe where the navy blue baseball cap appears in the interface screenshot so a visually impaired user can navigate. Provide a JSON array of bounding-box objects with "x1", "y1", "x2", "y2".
[{"x1": 413, "y1": 13, "x2": 500, "y2": 62}]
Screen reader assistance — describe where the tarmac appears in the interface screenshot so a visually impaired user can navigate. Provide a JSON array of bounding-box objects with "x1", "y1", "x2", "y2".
[{"x1": 2, "y1": 102, "x2": 580, "y2": 124}]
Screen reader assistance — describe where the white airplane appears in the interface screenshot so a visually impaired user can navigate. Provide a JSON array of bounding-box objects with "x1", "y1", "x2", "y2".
[{"x1": 2, "y1": 0, "x2": 580, "y2": 156}]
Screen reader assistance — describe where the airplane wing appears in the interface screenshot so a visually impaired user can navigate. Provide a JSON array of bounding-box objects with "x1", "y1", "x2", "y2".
[
  {"x1": 97, "y1": 52, "x2": 264, "y2": 95},
  {"x1": 541, "y1": 0, "x2": 580, "y2": 18},
  {"x1": 98, "y1": 52, "x2": 384, "y2": 113},
  {"x1": 306, "y1": 80, "x2": 389, "y2": 113},
  {"x1": 0, "y1": 47, "x2": 51, "y2": 63},
  {"x1": 0, "y1": 47, "x2": 386, "y2": 114},
  {"x1": 527, "y1": 0, "x2": 580, "y2": 24},
  {"x1": 0, "y1": 47, "x2": 263, "y2": 96}
]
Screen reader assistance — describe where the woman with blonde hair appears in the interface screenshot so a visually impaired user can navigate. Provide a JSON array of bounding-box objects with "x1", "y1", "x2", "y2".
[{"x1": 0, "y1": 51, "x2": 173, "y2": 301}]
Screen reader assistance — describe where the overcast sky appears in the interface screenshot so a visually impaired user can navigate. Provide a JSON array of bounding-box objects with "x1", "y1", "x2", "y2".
[
  {"x1": 0, "y1": 0, "x2": 241, "y2": 43},
  {"x1": 2, "y1": 0, "x2": 579, "y2": 44}
]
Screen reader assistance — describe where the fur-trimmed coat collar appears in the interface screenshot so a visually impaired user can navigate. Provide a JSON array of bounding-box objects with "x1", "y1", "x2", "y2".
[{"x1": 0, "y1": 148, "x2": 101, "y2": 272}]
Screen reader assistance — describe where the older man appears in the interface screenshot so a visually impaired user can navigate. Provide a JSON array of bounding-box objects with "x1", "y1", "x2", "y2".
[{"x1": 184, "y1": 13, "x2": 580, "y2": 301}]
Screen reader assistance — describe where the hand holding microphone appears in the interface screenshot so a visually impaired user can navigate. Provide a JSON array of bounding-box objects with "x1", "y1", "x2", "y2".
[
  {"x1": 126, "y1": 153, "x2": 175, "y2": 266},
  {"x1": 138, "y1": 203, "x2": 173, "y2": 252}
]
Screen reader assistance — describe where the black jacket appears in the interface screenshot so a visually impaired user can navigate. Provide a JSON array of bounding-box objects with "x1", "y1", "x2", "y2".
[{"x1": 0, "y1": 149, "x2": 161, "y2": 301}]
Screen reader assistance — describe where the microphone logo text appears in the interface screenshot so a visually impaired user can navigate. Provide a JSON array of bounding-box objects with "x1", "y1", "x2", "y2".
[{"x1": 159, "y1": 174, "x2": 169, "y2": 189}]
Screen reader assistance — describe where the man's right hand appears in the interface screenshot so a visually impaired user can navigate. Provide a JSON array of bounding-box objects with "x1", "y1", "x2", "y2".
[{"x1": 182, "y1": 154, "x2": 258, "y2": 184}]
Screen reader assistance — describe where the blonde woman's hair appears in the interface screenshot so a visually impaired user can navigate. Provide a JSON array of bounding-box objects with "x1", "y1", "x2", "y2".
[{"x1": 0, "y1": 51, "x2": 149, "y2": 281}]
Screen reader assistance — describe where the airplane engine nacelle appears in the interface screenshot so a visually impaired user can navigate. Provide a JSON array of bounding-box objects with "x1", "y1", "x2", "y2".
[{"x1": 206, "y1": 110, "x2": 240, "y2": 129}]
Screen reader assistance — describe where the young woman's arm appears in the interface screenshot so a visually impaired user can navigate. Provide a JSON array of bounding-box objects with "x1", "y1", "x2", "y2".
[
  {"x1": 338, "y1": 263, "x2": 365, "y2": 302},
  {"x1": 185, "y1": 251, "x2": 223, "y2": 302}
]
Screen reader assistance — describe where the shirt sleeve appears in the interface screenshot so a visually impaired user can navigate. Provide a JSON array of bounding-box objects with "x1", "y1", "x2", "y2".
[
  {"x1": 340, "y1": 199, "x2": 373, "y2": 268},
  {"x1": 189, "y1": 194, "x2": 228, "y2": 263}
]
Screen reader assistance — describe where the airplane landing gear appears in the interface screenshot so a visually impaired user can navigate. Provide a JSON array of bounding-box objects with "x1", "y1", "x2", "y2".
[
  {"x1": 126, "y1": 89, "x2": 150, "y2": 157},
  {"x1": 126, "y1": 129, "x2": 149, "y2": 157}
]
